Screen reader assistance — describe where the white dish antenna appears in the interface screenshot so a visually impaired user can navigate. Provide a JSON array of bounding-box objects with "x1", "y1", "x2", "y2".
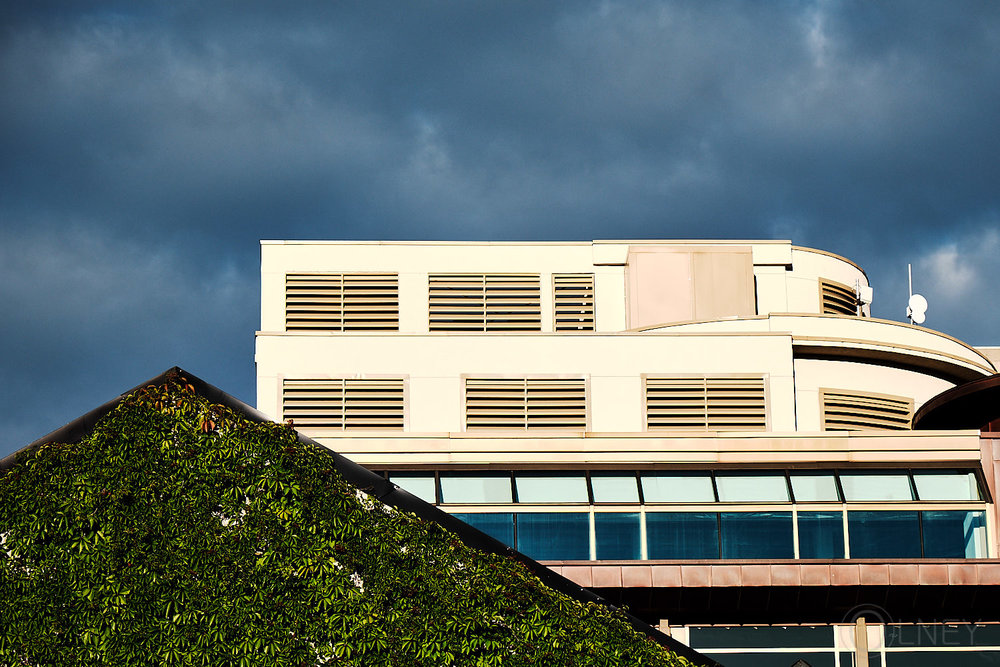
[
  {"x1": 907, "y1": 293, "x2": 927, "y2": 324},
  {"x1": 906, "y1": 264, "x2": 928, "y2": 325}
]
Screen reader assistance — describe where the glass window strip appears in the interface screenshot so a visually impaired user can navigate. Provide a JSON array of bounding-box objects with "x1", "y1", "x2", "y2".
[{"x1": 444, "y1": 505, "x2": 986, "y2": 561}]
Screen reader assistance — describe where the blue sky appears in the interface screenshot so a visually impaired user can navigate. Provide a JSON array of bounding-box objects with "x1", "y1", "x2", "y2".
[{"x1": 2, "y1": 1, "x2": 1000, "y2": 457}]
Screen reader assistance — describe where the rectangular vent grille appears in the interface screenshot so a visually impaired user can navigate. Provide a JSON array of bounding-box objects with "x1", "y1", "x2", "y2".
[
  {"x1": 820, "y1": 279, "x2": 859, "y2": 316},
  {"x1": 466, "y1": 378, "x2": 586, "y2": 430},
  {"x1": 282, "y1": 379, "x2": 404, "y2": 430},
  {"x1": 553, "y1": 273, "x2": 595, "y2": 331},
  {"x1": 285, "y1": 273, "x2": 399, "y2": 331},
  {"x1": 646, "y1": 377, "x2": 767, "y2": 431},
  {"x1": 821, "y1": 390, "x2": 912, "y2": 431},
  {"x1": 428, "y1": 274, "x2": 541, "y2": 331}
]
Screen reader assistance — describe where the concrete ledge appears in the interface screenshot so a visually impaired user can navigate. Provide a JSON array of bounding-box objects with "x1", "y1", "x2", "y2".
[{"x1": 546, "y1": 560, "x2": 1000, "y2": 589}]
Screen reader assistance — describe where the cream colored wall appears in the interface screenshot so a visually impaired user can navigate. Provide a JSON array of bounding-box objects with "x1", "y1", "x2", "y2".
[
  {"x1": 262, "y1": 240, "x2": 872, "y2": 335},
  {"x1": 787, "y1": 247, "x2": 870, "y2": 315},
  {"x1": 261, "y1": 241, "x2": 600, "y2": 333},
  {"x1": 258, "y1": 240, "x2": 987, "y2": 437},
  {"x1": 255, "y1": 331, "x2": 797, "y2": 433},
  {"x1": 644, "y1": 314, "x2": 995, "y2": 378},
  {"x1": 793, "y1": 358, "x2": 954, "y2": 431}
]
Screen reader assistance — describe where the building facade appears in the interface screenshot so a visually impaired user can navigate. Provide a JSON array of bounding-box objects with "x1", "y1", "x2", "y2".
[{"x1": 256, "y1": 240, "x2": 1000, "y2": 666}]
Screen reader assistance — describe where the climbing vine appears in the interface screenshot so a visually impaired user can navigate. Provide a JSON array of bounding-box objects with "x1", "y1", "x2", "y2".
[{"x1": 0, "y1": 376, "x2": 698, "y2": 666}]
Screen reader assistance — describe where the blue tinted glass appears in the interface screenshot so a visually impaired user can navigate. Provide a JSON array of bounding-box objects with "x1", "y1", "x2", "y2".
[
  {"x1": 594, "y1": 513, "x2": 641, "y2": 560},
  {"x1": 516, "y1": 513, "x2": 590, "y2": 560},
  {"x1": 720, "y1": 512, "x2": 794, "y2": 559},
  {"x1": 647, "y1": 512, "x2": 719, "y2": 559},
  {"x1": 922, "y1": 511, "x2": 987, "y2": 558},
  {"x1": 798, "y1": 511, "x2": 845, "y2": 559},
  {"x1": 848, "y1": 511, "x2": 920, "y2": 558},
  {"x1": 451, "y1": 513, "x2": 515, "y2": 548}
]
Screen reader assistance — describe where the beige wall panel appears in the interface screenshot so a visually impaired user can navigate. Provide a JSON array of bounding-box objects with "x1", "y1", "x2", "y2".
[
  {"x1": 594, "y1": 266, "x2": 627, "y2": 331},
  {"x1": 398, "y1": 271, "x2": 427, "y2": 333},
  {"x1": 750, "y1": 243, "x2": 794, "y2": 266},
  {"x1": 692, "y1": 248, "x2": 755, "y2": 320},
  {"x1": 539, "y1": 271, "x2": 554, "y2": 332},
  {"x1": 592, "y1": 243, "x2": 629, "y2": 265},
  {"x1": 753, "y1": 266, "x2": 788, "y2": 316},
  {"x1": 626, "y1": 248, "x2": 693, "y2": 328},
  {"x1": 408, "y1": 376, "x2": 462, "y2": 432},
  {"x1": 767, "y1": 374, "x2": 797, "y2": 432},
  {"x1": 260, "y1": 269, "x2": 286, "y2": 332},
  {"x1": 786, "y1": 274, "x2": 824, "y2": 313},
  {"x1": 256, "y1": 332, "x2": 795, "y2": 434},
  {"x1": 256, "y1": 372, "x2": 280, "y2": 421},
  {"x1": 590, "y1": 376, "x2": 642, "y2": 432}
]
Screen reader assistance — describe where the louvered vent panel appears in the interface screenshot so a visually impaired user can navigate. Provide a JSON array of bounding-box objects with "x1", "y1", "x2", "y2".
[
  {"x1": 282, "y1": 379, "x2": 404, "y2": 430},
  {"x1": 821, "y1": 390, "x2": 912, "y2": 431},
  {"x1": 705, "y1": 378, "x2": 767, "y2": 430},
  {"x1": 285, "y1": 273, "x2": 398, "y2": 331},
  {"x1": 466, "y1": 378, "x2": 586, "y2": 429},
  {"x1": 820, "y1": 279, "x2": 859, "y2": 316},
  {"x1": 553, "y1": 273, "x2": 595, "y2": 331},
  {"x1": 428, "y1": 274, "x2": 487, "y2": 331},
  {"x1": 485, "y1": 275, "x2": 541, "y2": 331},
  {"x1": 428, "y1": 274, "x2": 540, "y2": 331},
  {"x1": 646, "y1": 377, "x2": 767, "y2": 431}
]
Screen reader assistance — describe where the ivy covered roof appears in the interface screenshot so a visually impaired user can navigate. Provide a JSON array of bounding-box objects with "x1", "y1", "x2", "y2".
[{"x1": 0, "y1": 368, "x2": 715, "y2": 666}]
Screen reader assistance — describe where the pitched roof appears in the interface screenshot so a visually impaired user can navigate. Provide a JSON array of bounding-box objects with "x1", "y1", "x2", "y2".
[{"x1": 0, "y1": 366, "x2": 717, "y2": 666}]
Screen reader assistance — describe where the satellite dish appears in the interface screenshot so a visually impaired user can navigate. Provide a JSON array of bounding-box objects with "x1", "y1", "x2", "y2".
[{"x1": 907, "y1": 293, "x2": 928, "y2": 324}]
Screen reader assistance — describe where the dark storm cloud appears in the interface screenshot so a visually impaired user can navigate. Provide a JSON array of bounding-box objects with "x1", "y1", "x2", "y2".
[{"x1": 3, "y1": 1, "x2": 1000, "y2": 454}]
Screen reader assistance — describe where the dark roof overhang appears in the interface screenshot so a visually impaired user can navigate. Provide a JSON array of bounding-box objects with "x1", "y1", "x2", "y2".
[{"x1": 913, "y1": 373, "x2": 1000, "y2": 430}]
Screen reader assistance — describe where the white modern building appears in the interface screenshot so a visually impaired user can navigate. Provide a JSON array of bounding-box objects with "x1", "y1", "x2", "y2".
[{"x1": 256, "y1": 240, "x2": 1000, "y2": 667}]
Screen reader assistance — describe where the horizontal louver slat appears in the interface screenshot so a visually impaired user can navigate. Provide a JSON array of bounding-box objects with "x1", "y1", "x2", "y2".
[
  {"x1": 820, "y1": 279, "x2": 859, "y2": 316},
  {"x1": 285, "y1": 273, "x2": 398, "y2": 331},
  {"x1": 646, "y1": 377, "x2": 766, "y2": 431},
  {"x1": 553, "y1": 273, "x2": 595, "y2": 331},
  {"x1": 283, "y1": 379, "x2": 404, "y2": 430},
  {"x1": 429, "y1": 274, "x2": 541, "y2": 331},
  {"x1": 821, "y1": 390, "x2": 912, "y2": 431},
  {"x1": 465, "y1": 378, "x2": 586, "y2": 430}
]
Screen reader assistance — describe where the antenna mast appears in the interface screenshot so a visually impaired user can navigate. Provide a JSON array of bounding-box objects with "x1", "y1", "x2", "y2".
[{"x1": 906, "y1": 263, "x2": 928, "y2": 325}]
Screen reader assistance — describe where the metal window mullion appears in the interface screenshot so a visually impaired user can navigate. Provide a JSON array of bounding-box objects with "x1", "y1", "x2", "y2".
[
  {"x1": 792, "y1": 505, "x2": 800, "y2": 559},
  {"x1": 640, "y1": 505, "x2": 648, "y2": 560},
  {"x1": 918, "y1": 509, "x2": 925, "y2": 558},
  {"x1": 717, "y1": 511, "x2": 723, "y2": 559},
  {"x1": 834, "y1": 471, "x2": 846, "y2": 503},
  {"x1": 908, "y1": 468, "x2": 920, "y2": 501},
  {"x1": 842, "y1": 506, "x2": 850, "y2": 558},
  {"x1": 589, "y1": 508, "x2": 597, "y2": 561}
]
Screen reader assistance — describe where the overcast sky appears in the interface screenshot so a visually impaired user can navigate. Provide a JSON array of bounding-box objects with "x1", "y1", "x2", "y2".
[{"x1": 2, "y1": 1, "x2": 1000, "y2": 457}]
